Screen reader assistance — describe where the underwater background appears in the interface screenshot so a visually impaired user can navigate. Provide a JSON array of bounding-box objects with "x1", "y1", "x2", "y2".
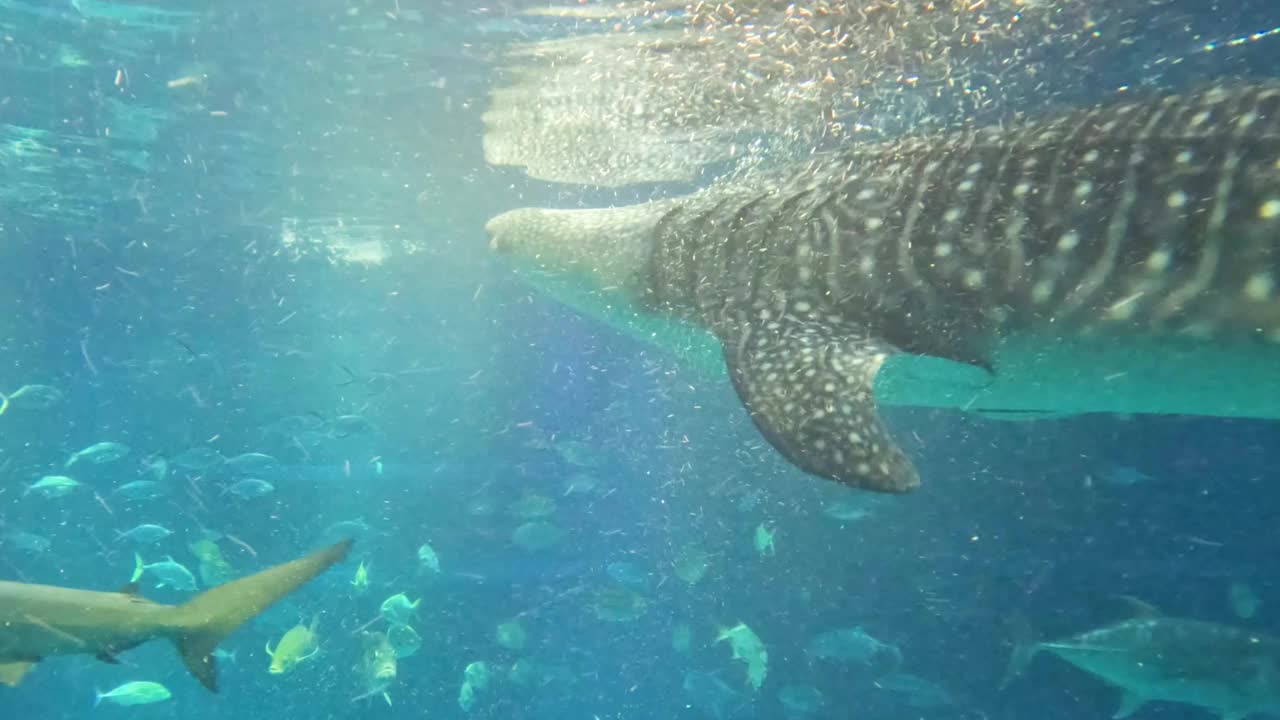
[{"x1": 1, "y1": 1, "x2": 1278, "y2": 719}]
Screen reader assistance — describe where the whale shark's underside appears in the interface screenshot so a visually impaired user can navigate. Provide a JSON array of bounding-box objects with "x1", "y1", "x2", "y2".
[{"x1": 488, "y1": 84, "x2": 1280, "y2": 493}]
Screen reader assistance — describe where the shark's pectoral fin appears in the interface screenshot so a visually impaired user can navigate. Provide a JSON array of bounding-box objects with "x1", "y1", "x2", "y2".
[
  {"x1": 719, "y1": 315, "x2": 920, "y2": 493},
  {"x1": 0, "y1": 661, "x2": 36, "y2": 686},
  {"x1": 1113, "y1": 691, "x2": 1148, "y2": 719},
  {"x1": 175, "y1": 633, "x2": 220, "y2": 692}
]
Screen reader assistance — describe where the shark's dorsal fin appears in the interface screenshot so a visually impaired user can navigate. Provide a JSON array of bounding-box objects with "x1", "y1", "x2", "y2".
[
  {"x1": 718, "y1": 313, "x2": 920, "y2": 493},
  {"x1": 1115, "y1": 595, "x2": 1162, "y2": 618}
]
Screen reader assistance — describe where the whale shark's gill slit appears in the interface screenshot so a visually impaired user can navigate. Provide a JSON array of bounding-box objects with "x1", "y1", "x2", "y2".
[
  {"x1": 810, "y1": 207, "x2": 841, "y2": 298},
  {"x1": 718, "y1": 315, "x2": 919, "y2": 493},
  {"x1": 896, "y1": 155, "x2": 941, "y2": 309},
  {"x1": 1156, "y1": 147, "x2": 1237, "y2": 325},
  {"x1": 698, "y1": 195, "x2": 757, "y2": 319},
  {"x1": 1064, "y1": 106, "x2": 1174, "y2": 320},
  {"x1": 965, "y1": 144, "x2": 1014, "y2": 269}
]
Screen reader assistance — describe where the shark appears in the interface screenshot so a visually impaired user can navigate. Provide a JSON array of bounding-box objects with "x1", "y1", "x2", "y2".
[
  {"x1": 486, "y1": 83, "x2": 1280, "y2": 493},
  {"x1": 0, "y1": 538, "x2": 352, "y2": 692},
  {"x1": 1004, "y1": 605, "x2": 1280, "y2": 720}
]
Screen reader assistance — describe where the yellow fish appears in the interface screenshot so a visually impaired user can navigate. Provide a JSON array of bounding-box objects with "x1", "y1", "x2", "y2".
[
  {"x1": 351, "y1": 561, "x2": 369, "y2": 595},
  {"x1": 189, "y1": 539, "x2": 234, "y2": 587},
  {"x1": 265, "y1": 615, "x2": 320, "y2": 675},
  {"x1": 353, "y1": 631, "x2": 397, "y2": 706}
]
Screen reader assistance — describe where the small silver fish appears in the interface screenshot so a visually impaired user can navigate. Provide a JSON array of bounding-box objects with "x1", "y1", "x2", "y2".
[
  {"x1": 170, "y1": 446, "x2": 224, "y2": 471},
  {"x1": 224, "y1": 452, "x2": 280, "y2": 476},
  {"x1": 2, "y1": 530, "x2": 52, "y2": 554},
  {"x1": 65, "y1": 441, "x2": 130, "y2": 467},
  {"x1": 130, "y1": 553, "x2": 198, "y2": 591},
  {"x1": 226, "y1": 478, "x2": 274, "y2": 499},
  {"x1": 94, "y1": 681, "x2": 170, "y2": 707},
  {"x1": 115, "y1": 524, "x2": 174, "y2": 544},
  {"x1": 112, "y1": 480, "x2": 165, "y2": 500},
  {"x1": 24, "y1": 475, "x2": 80, "y2": 499}
]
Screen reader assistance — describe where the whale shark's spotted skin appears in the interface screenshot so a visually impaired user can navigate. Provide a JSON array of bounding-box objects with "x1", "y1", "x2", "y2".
[{"x1": 489, "y1": 84, "x2": 1280, "y2": 493}]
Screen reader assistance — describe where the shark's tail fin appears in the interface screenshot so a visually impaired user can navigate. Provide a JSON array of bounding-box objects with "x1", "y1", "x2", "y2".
[
  {"x1": 168, "y1": 538, "x2": 352, "y2": 692},
  {"x1": 999, "y1": 612, "x2": 1042, "y2": 690}
]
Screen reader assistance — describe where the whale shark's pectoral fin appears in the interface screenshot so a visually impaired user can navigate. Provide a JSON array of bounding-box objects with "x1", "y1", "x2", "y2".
[{"x1": 719, "y1": 315, "x2": 920, "y2": 493}]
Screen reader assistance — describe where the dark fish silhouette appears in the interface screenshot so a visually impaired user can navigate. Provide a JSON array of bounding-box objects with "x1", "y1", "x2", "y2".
[{"x1": 1005, "y1": 605, "x2": 1280, "y2": 720}]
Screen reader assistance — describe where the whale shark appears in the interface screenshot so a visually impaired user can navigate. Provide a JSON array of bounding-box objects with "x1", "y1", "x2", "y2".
[{"x1": 487, "y1": 83, "x2": 1280, "y2": 493}]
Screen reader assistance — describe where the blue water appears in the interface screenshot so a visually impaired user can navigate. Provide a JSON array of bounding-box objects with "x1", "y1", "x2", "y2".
[{"x1": 1, "y1": 1, "x2": 1278, "y2": 719}]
